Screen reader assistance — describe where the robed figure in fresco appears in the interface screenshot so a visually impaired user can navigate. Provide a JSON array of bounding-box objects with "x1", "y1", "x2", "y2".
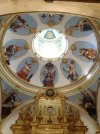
[
  {"x1": 63, "y1": 60, "x2": 78, "y2": 81},
  {"x1": 17, "y1": 62, "x2": 32, "y2": 81},
  {"x1": 4, "y1": 45, "x2": 22, "y2": 58},
  {"x1": 65, "y1": 19, "x2": 92, "y2": 36},
  {"x1": 79, "y1": 48, "x2": 96, "y2": 61},
  {"x1": 4, "y1": 45, "x2": 22, "y2": 65},
  {"x1": 41, "y1": 63, "x2": 57, "y2": 87},
  {"x1": 42, "y1": 69, "x2": 56, "y2": 87},
  {"x1": 72, "y1": 19, "x2": 92, "y2": 32},
  {"x1": 80, "y1": 91, "x2": 97, "y2": 120},
  {"x1": 10, "y1": 16, "x2": 29, "y2": 32},
  {"x1": 67, "y1": 60, "x2": 78, "y2": 81}
]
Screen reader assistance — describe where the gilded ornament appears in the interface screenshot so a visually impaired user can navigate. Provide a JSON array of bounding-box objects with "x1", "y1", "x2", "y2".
[
  {"x1": 62, "y1": 58, "x2": 67, "y2": 63},
  {"x1": 11, "y1": 90, "x2": 88, "y2": 134},
  {"x1": 32, "y1": 57, "x2": 38, "y2": 63},
  {"x1": 70, "y1": 44, "x2": 77, "y2": 51},
  {"x1": 65, "y1": 28, "x2": 73, "y2": 36},
  {"x1": 23, "y1": 43, "x2": 29, "y2": 50},
  {"x1": 47, "y1": 20, "x2": 55, "y2": 27},
  {"x1": 29, "y1": 28, "x2": 37, "y2": 34}
]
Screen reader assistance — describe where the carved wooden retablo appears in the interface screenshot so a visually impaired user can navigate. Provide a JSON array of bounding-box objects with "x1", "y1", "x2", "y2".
[{"x1": 11, "y1": 89, "x2": 88, "y2": 134}]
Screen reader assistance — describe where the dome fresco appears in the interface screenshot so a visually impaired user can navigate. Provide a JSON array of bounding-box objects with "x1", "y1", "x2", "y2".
[{"x1": 1, "y1": 12, "x2": 99, "y2": 92}]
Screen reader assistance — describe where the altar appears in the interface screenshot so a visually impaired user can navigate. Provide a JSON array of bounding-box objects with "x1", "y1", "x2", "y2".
[{"x1": 11, "y1": 89, "x2": 88, "y2": 134}]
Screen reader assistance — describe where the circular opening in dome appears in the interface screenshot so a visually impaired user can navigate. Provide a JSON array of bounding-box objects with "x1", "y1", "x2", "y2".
[{"x1": 32, "y1": 29, "x2": 68, "y2": 60}]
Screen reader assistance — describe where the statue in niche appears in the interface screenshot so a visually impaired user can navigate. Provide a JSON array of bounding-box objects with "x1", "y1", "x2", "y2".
[
  {"x1": 63, "y1": 60, "x2": 78, "y2": 81},
  {"x1": 79, "y1": 48, "x2": 96, "y2": 61},
  {"x1": 17, "y1": 62, "x2": 32, "y2": 82},
  {"x1": 72, "y1": 19, "x2": 92, "y2": 32},
  {"x1": 4, "y1": 45, "x2": 22, "y2": 65}
]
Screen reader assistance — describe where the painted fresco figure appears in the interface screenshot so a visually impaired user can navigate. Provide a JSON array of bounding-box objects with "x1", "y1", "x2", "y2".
[
  {"x1": 4, "y1": 45, "x2": 22, "y2": 58},
  {"x1": 89, "y1": 89, "x2": 97, "y2": 103},
  {"x1": 4, "y1": 45, "x2": 22, "y2": 64},
  {"x1": 13, "y1": 99, "x2": 22, "y2": 108},
  {"x1": 64, "y1": 60, "x2": 78, "y2": 81},
  {"x1": 81, "y1": 91, "x2": 97, "y2": 119},
  {"x1": 81, "y1": 91, "x2": 93, "y2": 105},
  {"x1": 66, "y1": 19, "x2": 92, "y2": 36},
  {"x1": 4, "y1": 52, "x2": 10, "y2": 65},
  {"x1": 84, "y1": 102, "x2": 96, "y2": 117},
  {"x1": 3, "y1": 92, "x2": 17, "y2": 106},
  {"x1": 79, "y1": 48, "x2": 96, "y2": 61},
  {"x1": 10, "y1": 16, "x2": 29, "y2": 32},
  {"x1": 2, "y1": 92, "x2": 21, "y2": 118},
  {"x1": 17, "y1": 62, "x2": 32, "y2": 82},
  {"x1": 42, "y1": 69, "x2": 56, "y2": 87},
  {"x1": 72, "y1": 19, "x2": 92, "y2": 32}
]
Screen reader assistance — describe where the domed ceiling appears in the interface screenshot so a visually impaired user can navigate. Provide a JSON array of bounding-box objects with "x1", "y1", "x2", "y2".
[{"x1": 1, "y1": 12, "x2": 99, "y2": 93}]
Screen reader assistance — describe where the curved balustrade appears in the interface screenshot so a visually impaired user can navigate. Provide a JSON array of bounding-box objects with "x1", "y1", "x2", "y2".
[{"x1": 0, "y1": 14, "x2": 99, "y2": 94}]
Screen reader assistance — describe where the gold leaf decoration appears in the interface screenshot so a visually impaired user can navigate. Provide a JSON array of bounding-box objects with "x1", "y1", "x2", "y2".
[
  {"x1": 29, "y1": 28, "x2": 37, "y2": 34},
  {"x1": 70, "y1": 44, "x2": 77, "y2": 51},
  {"x1": 32, "y1": 57, "x2": 38, "y2": 63},
  {"x1": 62, "y1": 58, "x2": 67, "y2": 63},
  {"x1": 23, "y1": 43, "x2": 29, "y2": 50},
  {"x1": 47, "y1": 20, "x2": 55, "y2": 27},
  {"x1": 65, "y1": 28, "x2": 73, "y2": 36}
]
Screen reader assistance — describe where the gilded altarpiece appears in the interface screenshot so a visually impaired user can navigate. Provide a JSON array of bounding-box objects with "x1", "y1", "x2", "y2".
[{"x1": 11, "y1": 89, "x2": 88, "y2": 134}]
